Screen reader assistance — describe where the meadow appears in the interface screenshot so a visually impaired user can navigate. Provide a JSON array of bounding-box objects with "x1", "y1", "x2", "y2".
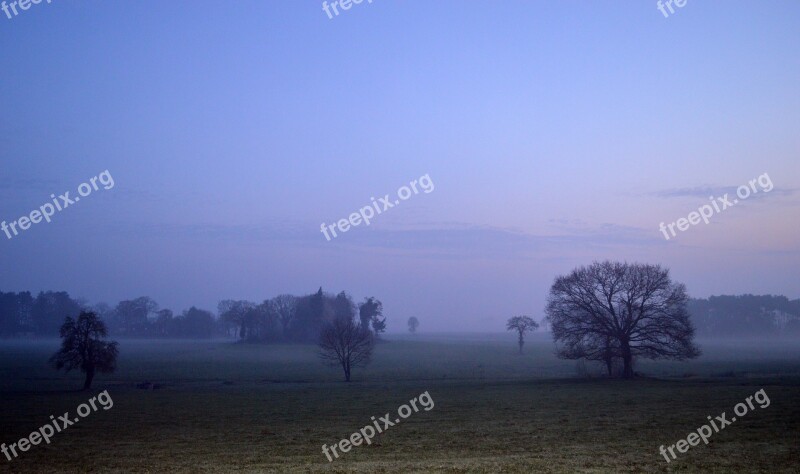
[{"x1": 0, "y1": 335, "x2": 798, "y2": 473}]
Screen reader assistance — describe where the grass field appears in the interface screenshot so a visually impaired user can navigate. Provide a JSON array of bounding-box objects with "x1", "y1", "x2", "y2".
[{"x1": 1, "y1": 335, "x2": 798, "y2": 473}]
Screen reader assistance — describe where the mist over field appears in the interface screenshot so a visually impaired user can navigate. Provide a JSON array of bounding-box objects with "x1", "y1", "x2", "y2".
[{"x1": 1, "y1": 1, "x2": 799, "y2": 472}]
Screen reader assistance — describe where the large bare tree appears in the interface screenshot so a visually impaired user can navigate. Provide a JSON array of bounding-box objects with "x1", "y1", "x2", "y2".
[
  {"x1": 318, "y1": 314, "x2": 375, "y2": 382},
  {"x1": 545, "y1": 261, "x2": 700, "y2": 378}
]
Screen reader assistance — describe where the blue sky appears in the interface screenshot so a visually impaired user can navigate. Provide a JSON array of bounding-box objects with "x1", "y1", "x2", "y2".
[{"x1": 1, "y1": 1, "x2": 799, "y2": 331}]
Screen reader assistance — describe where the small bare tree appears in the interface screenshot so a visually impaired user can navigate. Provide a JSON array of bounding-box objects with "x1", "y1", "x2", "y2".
[
  {"x1": 506, "y1": 316, "x2": 539, "y2": 354},
  {"x1": 318, "y1": 314, "x2": 374, "y2": 382}
]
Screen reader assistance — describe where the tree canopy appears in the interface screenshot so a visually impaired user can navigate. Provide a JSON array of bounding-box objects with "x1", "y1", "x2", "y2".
[
  {"x1": 506, "y1": 315, "x2": 539, "y2": 354},
  {"x1": 50, "y1": 311, "x2": 119, "y2": 389},
  {"x1": 546, "y1": 261, "x2": 700, "y2": 378}
]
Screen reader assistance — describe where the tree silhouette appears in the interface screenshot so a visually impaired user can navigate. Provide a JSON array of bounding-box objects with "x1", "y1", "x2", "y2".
[
  {"x1": 113, "y1": 296, "x2": 157, "y2": 337},
  {"x1": 546, "y1": 261, "x2": 700, "y2": 378},
  {"x1": 318, "y1": 313, "x2": 374, "y2": 382},
  {"x1": 271, "y1": 294, "x2": 297, "y2": 339},
  {"x1": 50, "y1": 311, "x2": 119, "y2": 390},
  {"x1": 218, "y1": 300, "x2": 255, "y2": 340},
  {"x1": 506, "y1": 316, "x2": 538, "y2": 354},
  {"x1": 359, "y1": 297, "x2": 386, "y2": 337},
  {"x1": 408, "y1": 316, "x2": 419, "y2": 334}
]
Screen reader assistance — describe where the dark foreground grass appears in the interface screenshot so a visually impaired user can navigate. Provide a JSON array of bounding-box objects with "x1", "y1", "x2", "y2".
[{"x1": 0, "y1": 338, "x2": 798, "y2": 473}]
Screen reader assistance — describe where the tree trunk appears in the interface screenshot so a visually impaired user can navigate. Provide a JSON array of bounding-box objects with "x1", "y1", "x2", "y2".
[
  {"x1": 605, "y1": 357, "x2": 613, "y2": 376},
  {"x1": 343, "y1": 361, "x2": 351, "y2": 382},
  {"x1": 84, "y1": 366, "x2": 95, "y2": 390},
  {"x1": 621, "y1": 339, "x2": 633, "y2": 378},
  {"x1": 518, "y1": 332, "x2": 524, "y2": 354}
]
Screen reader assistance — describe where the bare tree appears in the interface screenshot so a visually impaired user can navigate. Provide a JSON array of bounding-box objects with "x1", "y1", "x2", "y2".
[
  {"x1": 546, "y1": 261, "x2": 700, "y2": 378},
  {"x1": 50, "y1": 311, "x2": 119, "y2": 390},
  {"x1": 407, "y1": 316, "x2": 419, "y2": 334},
  {"x1": 318, "y1": 314, "x2": 374, "y2": 382},
  {"x1": 506, "y1": 316, "x2": 539, "y2": 354}
]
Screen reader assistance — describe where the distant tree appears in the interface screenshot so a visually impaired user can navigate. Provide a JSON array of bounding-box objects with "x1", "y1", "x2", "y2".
[
  {"x1": 113, "y1": 297, "x2": 158, "y2": 337},
  {"x1": 318, "y1": 313, "x2": 375, "y2": 382},
  {"x1": 92, "y1": 302, "x2": 113, "y2": 323},
  {"x1": 16, "y1": 291, "x2": 34, "y2": 333},
  {"x1": 371, "y1": 316, "x2": 387, "y2": 336},
  {"x1": 241, "y1": 306, "x2": 261, "y2": 342},
  {"x1": 333, "y1": 292, "x2": 356, "y2": 321},
  {"x1": 177, "y1": 307, "x2": 215, "y2": 339},
  {"x1": 0, "y1": 291, "x2": 33, "y2": 336},
  {"x1": 688, "y1": 294, "x2": 800, "y2": 337},
  {"x1": 218, "y1": 300, "x2": 255, "y2": 340},
  {"x1": 32, "y1": 291, "x2": 82, "y2": 336},
  {"x1": 546, "y1": 261, "x2": 700, "y2": 378},
  {"x1": 408, "y1": 316, "x2": 419, "y2": 334},
  {"x1": 50, "y1": 311, "x2": 119, "y2": 390},
  {"x1": 231, "y1": 301, "x2": 281, "y2": 343},
  {"x1": 506, "y1": 316, "x2": 539, "y2": 354},
  {"x1": 153, "y1": 309, "x2": 174, "y2": 337},
  {"x1": 240, "y1": 300, "x2": 279, "y2": 342},
  {"x1": 359, "y1": 297, "x2": 386, "y2": 338},
  {"x1": 291, "y1": 288, "x2": 330, "y2": 342},
  {"x1": 253, "y1": 300, "x2": 282, "y2": 342},
  {"x1": 271, "y1": 294, "x2": 297, "y2": 338}
]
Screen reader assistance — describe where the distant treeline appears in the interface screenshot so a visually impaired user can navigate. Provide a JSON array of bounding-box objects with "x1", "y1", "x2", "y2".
[
  {"x1": 0, "y1": 290, "x2": 218, "y2": 339},
  {"x1": 0, "y1": 288, "x2": 384, "y2": 342},
  {"x1": 689, "y1": 295, "x2": 800, "y2": 337},
  {"x1": 4, "y1": 290, "x2": 796, "y2": 340},
  {"x1": 217, "y1": 289, "x2": 385, "y2": 343}
]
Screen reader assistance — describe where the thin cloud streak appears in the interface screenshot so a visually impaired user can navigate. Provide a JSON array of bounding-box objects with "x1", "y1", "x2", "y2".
[{"x1": 103, "y1": 220, "x2": 662, "y2": 259}]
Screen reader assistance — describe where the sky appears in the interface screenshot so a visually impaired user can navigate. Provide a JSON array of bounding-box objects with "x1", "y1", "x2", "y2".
[{"x1": 1, "y1": 0, "x2": 799, "y2": 332}]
